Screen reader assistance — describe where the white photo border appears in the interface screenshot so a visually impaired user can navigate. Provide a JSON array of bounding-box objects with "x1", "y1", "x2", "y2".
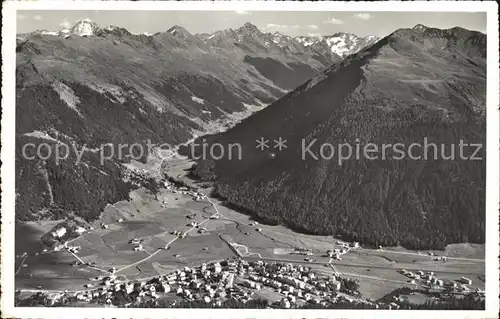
[{"x1": 2, "y1": 1, "x2": 499, "y2": 318}]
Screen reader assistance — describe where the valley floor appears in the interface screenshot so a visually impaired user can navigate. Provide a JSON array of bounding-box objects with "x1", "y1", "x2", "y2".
[{"x1": 15, "y1": 157, "x2": 485, "y2": 305}]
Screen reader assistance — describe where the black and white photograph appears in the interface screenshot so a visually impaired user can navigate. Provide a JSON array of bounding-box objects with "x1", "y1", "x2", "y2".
[{"x1": 1, "y1": 1, "x2": 499, "y2": 318}]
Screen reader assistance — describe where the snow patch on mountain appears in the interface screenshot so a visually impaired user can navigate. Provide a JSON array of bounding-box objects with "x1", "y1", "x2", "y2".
[
  {"x1": 295, "y1": 36, "x2": 322, "y2": 47},
  {"x1": 39, "y1": 30, "x2": 59, "y2": 36},
  {"x1": 191, "y1": 96, "x2": 205, "y2": 104},
  {"x1": 51, "y1": 81, "x2": 82, "y2": 117},
  {"x1": 326, "y1": 35, "x2": 351, "y2": 56},
  {"x1": 87, "y1": 83, "x2": 127, "y2": 104},
  {"x1": 58, "y1": 28, "x2": 71, "y2": 38},
  {"x1": 23, "y1": 130, "x2": 59, "y2": 142},
  {"x1": 168, "y1": 25, "x2": 192, "y2": 38}
]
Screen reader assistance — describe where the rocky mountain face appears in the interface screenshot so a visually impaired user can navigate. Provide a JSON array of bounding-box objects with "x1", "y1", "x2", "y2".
[
  {"x1": 190, "y1": 25, "x2": 486, "y2": 250},
  {"x1": 16, "y1": 20, "x2": 376, "y2": 222}
]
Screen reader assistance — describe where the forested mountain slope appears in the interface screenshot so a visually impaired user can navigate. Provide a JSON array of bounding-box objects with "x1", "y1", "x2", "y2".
[{"x1": 190, "y1": 25, "x2": 487, "y2": 250}]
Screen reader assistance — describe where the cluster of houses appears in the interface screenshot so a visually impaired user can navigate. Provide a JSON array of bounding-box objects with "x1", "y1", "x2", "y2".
[
  {"x1": 163, "y1": 180, "x2": 206, "y2": 202},
  {"x1": 433, "y1": 256, "x2": 448, "y2": 262},
  {"x1": 47, "y1": 257, "x2": 367, "y2": 308},
  {"x1": 400, "y1": 269, "x2": 442, "y2": 285},
  {"x1": 52, "y1": 240, "x2": 81, "y2": 253},
  {"x1": 51, "y1": 227, "x2": 67, "y2": 238},
  {"x1": 63, "y1": 259, "x2": 248, "y2": 306},
  {"x1": 247, "y1": 260, "x2": 346, "y2": 307},
  {"x1": 292, "y1": 241, "x2": 358, "y2": 263},
  {"x1": 49, "y1": 223, "x2": 87, "y2": 245},
  {"x1": 399, "y1": 269, "x2": 475, "y2": 294},
  {"x1": 171, "y1": 230, "x2": 187, "y2": 239},
  {"x1": 326, "y1": 246, "x2": 352, "y2": 261},
  {"x1": 67, "y1": 244, "x2": 81, "y2": 254}
]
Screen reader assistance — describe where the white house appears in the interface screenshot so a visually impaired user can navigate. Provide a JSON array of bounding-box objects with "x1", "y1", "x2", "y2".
[
  {"x1": 52, "y1": 227, "x2": 67, "y2": 238},
  {"x1": 280, "y1": 298, "x2": 291, "y2": 309},
  {"x1": 213, "y1": 262, "x2": 222, "y2": 273},
  {"x1": 125, "y1": 283, "x2": 134, "y2": 294},
  {"x1": 162, "y1": 283, "x2": 171, "y2": 293}
]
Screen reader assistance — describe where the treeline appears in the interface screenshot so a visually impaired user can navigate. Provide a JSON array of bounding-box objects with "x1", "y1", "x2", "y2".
[
  {"x1": 399, "y1": 294, "x2": 485, "y2": 310},
  {"x1": 339, "y1": 277, "x2": 360, "y2": 293},
  {"x1": 15, "y1": 292, "x2": 51, "y2": 307},
  {"x1": 298, "y1": 294, "x2": 484, "y2": 310},
  {"x1": 377, "y1": 287, "x2": 485, "y2": 310}
]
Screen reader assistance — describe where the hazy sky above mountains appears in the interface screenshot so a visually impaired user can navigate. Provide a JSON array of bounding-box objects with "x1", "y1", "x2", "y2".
[{"x1": 17, "y1": 11, "x2": 486, "y2": 37}]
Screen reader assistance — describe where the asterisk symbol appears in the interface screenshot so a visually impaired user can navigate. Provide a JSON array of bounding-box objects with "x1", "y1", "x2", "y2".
[
  {"x1": 274, "y1": 137, "x2": 287, "y2": 151},
  {"x1": 256, "y1": 137, "x2": 269, "y2": 151}
]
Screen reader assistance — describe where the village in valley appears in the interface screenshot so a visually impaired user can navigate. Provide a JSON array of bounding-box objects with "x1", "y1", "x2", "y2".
[{"x1": 15, "y1": 158, "x2": 485, "y2": 309}]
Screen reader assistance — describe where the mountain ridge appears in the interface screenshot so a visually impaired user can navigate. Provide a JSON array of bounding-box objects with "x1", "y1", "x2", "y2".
[{"x1": 18, "y1": 20, "x2": 378, "y2": 61}]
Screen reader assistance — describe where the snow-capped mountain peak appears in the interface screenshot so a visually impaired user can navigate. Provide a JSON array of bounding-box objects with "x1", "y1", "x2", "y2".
[
  {"x1": 168, "y1": 25, "x2": 192, "y2": 38},
  {"x1": 71, "y1": 19, "x2": 100, "y2": 37},
  {"x1": 294, "y1": 32, "x2": 379, "y2": 58}
]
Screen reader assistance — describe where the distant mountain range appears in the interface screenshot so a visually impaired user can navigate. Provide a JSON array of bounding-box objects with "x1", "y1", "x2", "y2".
[
  {"x1": 295, "y1": 32, "x2": 379, "y2": 58},
  {"x1": 19, "y1": 19, "x2": 378, "y2": 60},
  {"x1": 15, "y1": 19, "x2": 376, "y2": 222},
  {"x1": 16, "y1": 19, "x2": 380, "y2": 141},
  {"x1": 190, "y1": 25, "x2": 487, "y2": 250}
]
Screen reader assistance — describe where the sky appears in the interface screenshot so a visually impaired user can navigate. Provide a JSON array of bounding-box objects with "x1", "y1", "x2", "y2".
[{"x1": 17, "y1": 11, "x2": 486, "y2": 37}]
